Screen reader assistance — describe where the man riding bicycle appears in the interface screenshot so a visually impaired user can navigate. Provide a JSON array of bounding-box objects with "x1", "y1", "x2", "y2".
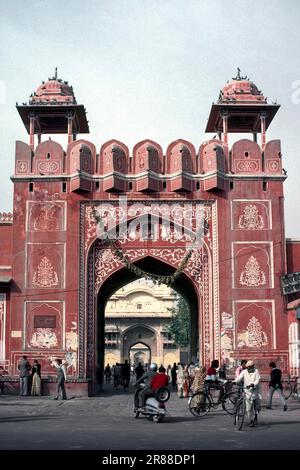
[{"x1": 233, "y1": 360, "x2": 261, "y2": 427}]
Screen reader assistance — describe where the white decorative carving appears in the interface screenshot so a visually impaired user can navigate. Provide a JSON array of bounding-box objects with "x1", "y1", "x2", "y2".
[
  {"x1": 32, "y1": 257, "x2": 59, "y2": 288},
  {"x1": 268, "y1": 160, "x2": 279, "y2": 172},
  {"x1": 94, "y1": 246, "x2": 203, "y2": 293},
  {"x1": 238, "y1": 205, "x2": 264, "y2": 230},
  {"x1": 66, "y1": 351, "x2": 77, "y2": 371},
  {"x1": 94, "y1": 248, "x2": 147, "y2": 292},
  {"x1": 17, "y1": 161, "x2": 29, "y2": 173},
  {"x1": 66, "y1": 331, "x2": 78, "y2": 351},
  {"x1": 85, "y1": 202, "x2": 212, "y2": 251},
  {"x1": 236, "y1": 160, "x2": 259, "y2": 172},
  {"x1": 33, "y1": 204, "x2": 61, "y2": 231},
  {"x1": 30, "y1": 328, "x2": 58, "y2": 349},
  {"x1": 221, "y1": 311, "x2": 233, "y2": 329},
  {"x1": 237, "y1": 316, "x2": 268, "y2": 348},
  {"x1": 239, "y1": 256, "x2": 266, "y2": 287},
  {"x1": 0, "y1": 212, "x2": 13, "y2": 223},
  {"x1": 37, "y1": 161, "x2": 59, "y2": 174}
]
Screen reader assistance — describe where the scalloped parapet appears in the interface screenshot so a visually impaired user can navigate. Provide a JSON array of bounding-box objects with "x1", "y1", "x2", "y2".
[{"x1": 0, "y1": 212, "x2": 13, "y2": 223}]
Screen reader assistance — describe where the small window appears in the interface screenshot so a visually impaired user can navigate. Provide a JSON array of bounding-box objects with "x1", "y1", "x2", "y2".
[
  {"x1": 230, "y1": 181, "x2": 234, "y2": 190},
  {"x1": 47, "y1": 152, "x2": 51, "y2": 159},
  {"x1": 29, "y1": 182, "x2": 33, "y2": 192},
  {"x1": 263, "y1": 181, "x2": 267, "y2": 191},
  {"x1": 95, "y1": 181, "x2": 100, "y2": 191},
  {"x1": 196, "y1": 181, "x2": 200, "y2": 190},
  {"x1": 244, "y1": 151, "x2": 249, "y2": 157},
  {"x1": 163, "y1": 181, "x2": 167, "y2": 190},
  {"x1": 62, "y1": 182, "x2": 67, "y2": 192},
  {"x1": 136, "y1": 303, "x2": 142, "y2": 310},
  {"x1": 129, "y1": 182, "x2": 133, "y2": 190}
]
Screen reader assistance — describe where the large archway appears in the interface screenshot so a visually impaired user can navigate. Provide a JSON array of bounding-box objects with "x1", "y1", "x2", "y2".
[
  {"x1": 93, "y1": 257, "x2": 199, "y2": 392},
  {"x1": 81, "y1": 199, "x2": 219, "y2": 394}
]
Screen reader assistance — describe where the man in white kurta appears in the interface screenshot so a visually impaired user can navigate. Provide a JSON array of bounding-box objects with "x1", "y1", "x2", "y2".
[{"x1": 233, "y1": 360, "x2": 261, "y2": 426}]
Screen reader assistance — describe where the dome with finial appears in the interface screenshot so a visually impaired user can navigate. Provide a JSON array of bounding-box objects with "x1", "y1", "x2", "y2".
[
  {"x1": 218, "y1": 68, "x2": 267, "y2": 104},
  {"x1": 29, "y1": 68, "x2": 76, "y2": 105}
]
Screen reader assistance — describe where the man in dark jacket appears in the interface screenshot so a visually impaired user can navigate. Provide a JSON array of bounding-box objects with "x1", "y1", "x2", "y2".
[
  {"x1": 18, "y1": 356, "x2": 31, "y2": 396},
  {"x1": 266, "y1": 362, "x2": 287, "y2": 411}
]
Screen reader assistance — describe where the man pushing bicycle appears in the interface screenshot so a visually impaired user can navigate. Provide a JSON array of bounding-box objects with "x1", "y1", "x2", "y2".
[{"x1": 233, "y1": 360, "x2": 261, "y2": 427}]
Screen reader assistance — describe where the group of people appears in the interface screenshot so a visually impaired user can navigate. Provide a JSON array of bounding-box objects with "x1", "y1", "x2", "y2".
[
  {"x1": 167, "y1": 361, "x2": 223, "y2": 399},
  {"x1": 17, "y1": 356, "x2": 42, "y2": 396},
  {"x1": 104, "y1": 360, "x2": 131, "y2": 389},
  {"x1": 164, "y1": 358, "x2": 288, "y2": 427},
  {"x1": 104, "y1": 361, "x2": 157, "y2": 389},
  {"x1": 16, "y1": 355, "x2": 68, "y2": 400}
]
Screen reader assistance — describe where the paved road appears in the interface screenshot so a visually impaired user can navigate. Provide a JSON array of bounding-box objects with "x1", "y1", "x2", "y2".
[{"x1": 0, "y1": 385, "x2": 300, "y2": 450}]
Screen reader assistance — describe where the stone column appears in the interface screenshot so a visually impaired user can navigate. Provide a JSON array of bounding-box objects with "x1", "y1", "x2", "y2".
[
  {"x1": 260, "y1": 111, "x2": 267, "y2": 150},
  {"x1": 221, "y1": 110, "x2": 229, "y2": 144},
  {"x1": 67, "y1": 111, "x2": 75, "y2": 144},
  {"x1": 29, "y1": 112, "x2": 35, "y2": 150}
]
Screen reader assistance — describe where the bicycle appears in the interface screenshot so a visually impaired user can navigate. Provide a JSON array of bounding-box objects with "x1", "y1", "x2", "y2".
[
  {"x1": 282, "y1": 375, "x2": 300, "y2": 401},
  {"x1": 233, "y1": 384, "x2": 259, "y2": 431},
  {"x1": 188, "y1": 380, "x2": 237, "y2": 417},
  {"x1": 234, "y1": 385, "x2": 246, "y2": 430}
]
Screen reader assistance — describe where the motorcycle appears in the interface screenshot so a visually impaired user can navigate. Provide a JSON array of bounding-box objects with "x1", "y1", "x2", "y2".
[{"x1": 133, "y1": 383, "x2": 170, "y2": 423}]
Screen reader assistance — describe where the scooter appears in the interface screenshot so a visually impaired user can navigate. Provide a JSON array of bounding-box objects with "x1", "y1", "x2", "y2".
[{"x1": 134, "y1": 384, "x2": 170, "y2": 423}]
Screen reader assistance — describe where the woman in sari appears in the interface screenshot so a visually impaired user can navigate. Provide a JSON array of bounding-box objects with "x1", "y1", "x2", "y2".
[
  {"x1": 31, "y1": 360, "x2": 42, "y2": 396},
  {"x1": 191, "y1": 365, "x2": 207, "y2": 394}
]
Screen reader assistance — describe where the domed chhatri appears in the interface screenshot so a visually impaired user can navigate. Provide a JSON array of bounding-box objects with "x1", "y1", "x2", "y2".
[
  {"x1": 219, "y1": 68, "x2": 267, "y2": 104},
  {"x1": 205, "y1": 68, "x2": 280, "y2": 145},
  {"x1": 29, "y1": 68, "x2": 76, "y2": 105},
  {"x1": 16, "y1": 68, "x2": 89, "y2": 148}
]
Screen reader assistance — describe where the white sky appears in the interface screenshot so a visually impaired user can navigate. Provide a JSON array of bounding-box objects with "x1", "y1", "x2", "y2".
[{"x1": 1, "y1": 0, "x2": 300, "y2": 237}]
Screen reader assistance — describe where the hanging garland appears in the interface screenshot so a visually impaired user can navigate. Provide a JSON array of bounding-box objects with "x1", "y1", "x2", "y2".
[{"x1": 91, "y1": 204, "x2": 209, "y2": 285}]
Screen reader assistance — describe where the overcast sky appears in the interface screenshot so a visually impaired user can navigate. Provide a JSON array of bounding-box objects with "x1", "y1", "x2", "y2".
[{"x1": 1, "y1": 0, "x2": 300, "y2": 237}]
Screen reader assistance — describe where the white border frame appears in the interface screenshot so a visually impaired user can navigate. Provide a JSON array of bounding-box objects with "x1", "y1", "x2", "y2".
[
  {"x1": 232, "y1": 299, "x2": 276, "y2": 349},
  {"x1": 231, "y1": 241, "x2": 274, "y2": 289},
  {"x1": 26, "y1": 200, "x2": 67, "y2": 232},
  {"x1": 230, "y1": 199, "x2": 272, "y2": 230},
  {"x1": 0, "y1": 293, "x2": 6, "y2": 360},
  {"x1": 25, "y1": 242, "x2": 66, "y2": 289},
  {"x1": 23, "y1": 300, "x2": 66, "y2": 351}
]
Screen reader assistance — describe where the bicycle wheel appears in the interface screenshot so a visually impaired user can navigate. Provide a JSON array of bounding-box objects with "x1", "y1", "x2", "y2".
[
  {"x1": 282, "y1": 384, "x2": 292, "y2": 399},
  {"x1": 235, "y1": 399, "x2": 246, "y2": 431},
  {"x1": 222, "y1": 392, "x2": 238, "y2": 415},
  {"x1": 189, "y1": 392, "x2": 210, "y2": 417}
]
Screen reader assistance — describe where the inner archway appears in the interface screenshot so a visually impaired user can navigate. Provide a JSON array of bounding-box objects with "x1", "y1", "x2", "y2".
[
  {"x1": 129, "y1": 342, "x2": 151, "y2": 366},
  {"x1": 94, "y1": 256, "x2": 199, "y2": 391}
]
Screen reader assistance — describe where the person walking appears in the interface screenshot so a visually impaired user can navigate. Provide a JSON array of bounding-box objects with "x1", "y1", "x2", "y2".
[
  {"x1": 18, "y1": 355, "x2": 31, "y2": 396},
  {"x1": 31, "y1": 359, "x2": 42, "y2": 396},
  {"x1": 121, "y1": 360, "x2": 131, "y2": 390},
  {"x1": 104, "y1": 364, "x2": 111, "y2": 384},
  {"x1": 50, "y1": 358, "x2": 67, "y2": 400},
  {"x1": 233, "y1": 360, "x2": 261, "y2": 427},
  {"x1": 135, "y1": 362, "x2": 144, "y2": 381},
  {"x1": 171, "y1": 363, "x2": 177, "y2": 390},
  {"x1": 176, "y1": 364, "x2": 185, "y2": 398},
  {"x1": 266, "y1": 362, "x2": 287, "y2": 411}
]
